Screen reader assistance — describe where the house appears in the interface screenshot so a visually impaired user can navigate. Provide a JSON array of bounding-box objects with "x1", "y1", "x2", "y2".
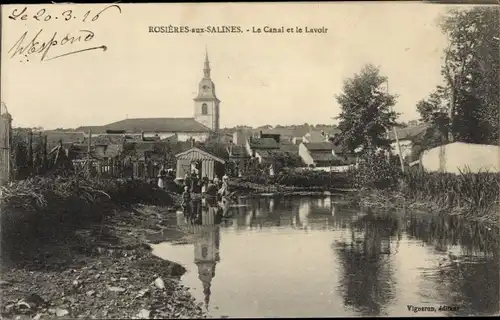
[
  {"x1": 76, "y1": 118, "x2": 213, "y2": 142},
  {"x1": 298, "y1": 142, "x2": 345, "y2": 168},
  {"x1": 388, "y1": 123, "x2": 429, "y2": 161},
  {"x1": 302, "y1": 131, "x2": 329, "y2": 143},
  {"x1": 279, "y1": 139, "x2": 299, "y2": 155},
  {"x1": 232, "y1": 130, "x2": 248, "y2": 146},
  {"x1": 94, "y1": 144, "x2": 123, "y2": 159},
  {"x1": 175, "y1": 147, "x2": 226, "y2": 181},
  {"x1": 44, "y1": 131, "x2": 85, "y2": 149},
  {"x1": 227, "y1": 143, "x2": 250, "y2": 175},
  {"x1": 245, "y1": 136, "x2": 280, "y2": 163},
  {"x1": 259, "y1": 128, "x2": 294, "y2": 142},
  {"x1": 218, "y1": 133, "x2": 234, "y2": 144},
  {"x1": 75, "y1": 51, "x2": 221, "y2": 143},
  {"x1": 292, "y1": 136, "x2": 304, "y2": 145}
]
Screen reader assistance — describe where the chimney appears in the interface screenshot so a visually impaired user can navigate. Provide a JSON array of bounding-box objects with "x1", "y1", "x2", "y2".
[
  {"x1": 140, "y1": 131, "x2": 145, "y2": 141},
  {"x1": 260, "y1": 130, "x2": 263, "y2": 138}
]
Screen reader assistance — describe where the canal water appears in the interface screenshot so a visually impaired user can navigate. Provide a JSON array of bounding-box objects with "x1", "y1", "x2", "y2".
[{"x1": 151, "y1": 195, "x2": 499, "y2": 318}]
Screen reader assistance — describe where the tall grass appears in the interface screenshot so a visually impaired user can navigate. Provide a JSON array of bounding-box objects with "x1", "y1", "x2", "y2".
[
  {"x1": 0, "y1": 173, "x2": 177, "y2": 240},
  {"x1": 235, "y1": 169, "x2": 350, "y2": 190},
  {"x1": 401, "y1": 169, "x2": 500, "y2": 224}
]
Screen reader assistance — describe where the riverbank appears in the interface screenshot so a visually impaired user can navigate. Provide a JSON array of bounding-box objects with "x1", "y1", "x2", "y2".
[
  {"x1": 0, "y1": 176, "x2": 205, "y2": 319},
  {"x1": 229, "y1": 173, "x2": 354, "y2": 197},
  {"x1": 348, "y1": 170, "x2": 500, "y2": 229}
]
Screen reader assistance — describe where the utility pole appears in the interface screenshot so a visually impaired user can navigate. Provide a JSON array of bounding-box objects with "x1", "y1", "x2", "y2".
[{"x1": 386, "y1": 80, "x2": 405, "y2": 173}]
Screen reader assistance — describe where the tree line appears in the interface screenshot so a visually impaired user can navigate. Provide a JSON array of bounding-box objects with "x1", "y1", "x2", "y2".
[{"x1": 334, "y1": 6, "x2": 499, "y2": 158}]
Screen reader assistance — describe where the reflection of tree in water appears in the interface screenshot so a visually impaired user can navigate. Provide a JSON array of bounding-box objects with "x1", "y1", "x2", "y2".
[
  {"x1": 406, "y1": 213, "x2": 499, "y2": 316},
  {"x1": 334, "y1": 212, "x2": 399, "y2": 316},
  {"x1": 406, "y1": 213, "x2": 498, "y2": 255},
  {"x1": 432, "y1": 256, "x2": 499, "y2": 316}
]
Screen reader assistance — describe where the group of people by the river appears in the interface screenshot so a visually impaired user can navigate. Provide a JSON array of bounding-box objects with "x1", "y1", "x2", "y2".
[{"x1": 156, "y1": 164, "x2": 233, "y2": 217}]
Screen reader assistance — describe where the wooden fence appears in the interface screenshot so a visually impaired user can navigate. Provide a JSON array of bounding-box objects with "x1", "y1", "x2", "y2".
[
  {"x1": 72, "y1": 158, "x2": 164, "y2": 180},
  {"x1": 0, "y1": 106, "x2": 12, "y2": 186}
]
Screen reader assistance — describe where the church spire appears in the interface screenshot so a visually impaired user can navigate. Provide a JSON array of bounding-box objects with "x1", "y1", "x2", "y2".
[{"x1": 203, "y1": 47, "x2": 211, "y2": 79}]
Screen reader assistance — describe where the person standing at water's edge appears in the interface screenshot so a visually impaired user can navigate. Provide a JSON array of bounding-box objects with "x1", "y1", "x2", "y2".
[
  {"x1": 182, "y1": 186, "x2": 192, "y2": 215},
  {"x1": 157, "y1": 165, "x2": 167, "y2": 189}
]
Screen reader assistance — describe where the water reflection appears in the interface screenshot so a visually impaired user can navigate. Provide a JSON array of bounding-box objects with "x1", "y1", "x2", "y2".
[
  {"x1": 156, "y1": 196, "x2": 499, "y2": 317},
  {"x1": 406, "y1": 212, "x2": 499, "y2": 316},
  {"x1": 176, "y1": 199, "x2": 222, "y2": 311},
  {"x1": 334, "y1": 210, "x2": 399, "y2": 316}
]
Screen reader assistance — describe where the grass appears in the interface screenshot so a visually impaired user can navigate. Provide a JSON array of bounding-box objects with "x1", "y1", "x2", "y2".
[
  {"x1": 234, "y1": 169, "x2": 351, "y2": 191},
  {"x1": 354, "y1": 169, "x2": 500, "y2": 228},
  {"x1": 0, "y1": 172, "x2": 179, "y2": 258}
]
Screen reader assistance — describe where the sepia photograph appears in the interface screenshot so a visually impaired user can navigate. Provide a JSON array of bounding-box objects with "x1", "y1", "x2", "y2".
[{"x1": 0, "y1": 1, "x2": 499, "y2": 318}]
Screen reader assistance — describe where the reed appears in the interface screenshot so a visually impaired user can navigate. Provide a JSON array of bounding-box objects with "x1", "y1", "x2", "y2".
[
  {"x1": 401, "y1": 169, "x2": 500, "y2": 224},
  {"x1": 0, "y1": 173, "x2": 175, "y2": 220},
  {"x1": 353, "y1": 167, "x2": 500, "y2": 228}
]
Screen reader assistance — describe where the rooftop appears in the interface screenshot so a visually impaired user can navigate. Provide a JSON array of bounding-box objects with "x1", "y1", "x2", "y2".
[
  {"x1": 388, "y1": 124, "x2": 429, "y2": 141},
  {"x1": 249, "y1": 137, "x2": 280, "y2": 149},
  {"x1": 75, "y1": 117, "x2": 212, "y2": 134}
]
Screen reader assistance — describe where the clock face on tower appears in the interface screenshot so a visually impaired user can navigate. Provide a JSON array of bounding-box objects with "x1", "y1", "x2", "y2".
[{"x1": 202, "y1": 85, "x2": 209, "y2": 91}]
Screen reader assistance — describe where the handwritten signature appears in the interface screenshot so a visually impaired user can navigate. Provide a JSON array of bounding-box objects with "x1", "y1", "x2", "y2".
[
  {"x1": 8, "y1": 29, "x2": 107, "y2": 62},
  {"x1": 7, "y1": 4, "x2": 122, "y2": 62}
]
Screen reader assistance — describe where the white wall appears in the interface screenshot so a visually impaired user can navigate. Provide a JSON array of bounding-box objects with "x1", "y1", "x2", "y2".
[
  {"x1": 298, "y1": 143, "x2": 314, "y2": 166},
  {"x1": 421, "y1": 142, "x2": 500, "y2": 174},
  {"x1": 295, "y1": 165, "x2": 353, "y2": 173}
]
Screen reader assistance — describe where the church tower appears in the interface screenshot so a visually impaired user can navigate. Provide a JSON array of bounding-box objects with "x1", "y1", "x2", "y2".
[
  {"x1": 194, "y1": 206, "x2": 221, "y2": 311},
  {"x1": 194, "y1": 49, "x2": 220, "y2": 132}
]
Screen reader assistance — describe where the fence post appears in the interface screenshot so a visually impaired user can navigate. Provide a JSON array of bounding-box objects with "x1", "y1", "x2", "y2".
[
  {"x1": 0, "y1": 110, "x2": 12, "y2": 186},
  {"x1": 98, "y1": 159, "x2": 102, "y2": 176},
  {"x1": 86, "y1": 130, "x2": 92, "y2": 174},
  {"x1": 42, "y1": 134, "x2": 48, "y2": 173}
]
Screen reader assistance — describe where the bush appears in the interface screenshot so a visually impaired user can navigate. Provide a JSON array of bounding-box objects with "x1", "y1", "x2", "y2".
[
  {"x1": 238, "y1": 169, "x2": 350, "y2": 189},
  {"x1": 347, "y1": 151, "x2": 401, "y2": 190}
]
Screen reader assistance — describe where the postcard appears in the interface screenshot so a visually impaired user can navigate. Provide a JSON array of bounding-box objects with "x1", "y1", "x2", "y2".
[{"x1": 1, "y1": 2, "x2": 498, "y2": 319}]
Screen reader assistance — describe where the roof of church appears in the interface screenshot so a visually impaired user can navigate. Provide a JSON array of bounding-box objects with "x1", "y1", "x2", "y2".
[{"x1": 76, "y1": 118, "x2": 212, "y2": 134}]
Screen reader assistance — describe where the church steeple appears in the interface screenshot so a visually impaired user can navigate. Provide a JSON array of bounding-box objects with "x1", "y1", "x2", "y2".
[
  {"x1": 194, "y1": 48, "x2": 220, "y2": 132},
  {"x1": 204, "y1": 47, "x2": 211, "y2": 79}
]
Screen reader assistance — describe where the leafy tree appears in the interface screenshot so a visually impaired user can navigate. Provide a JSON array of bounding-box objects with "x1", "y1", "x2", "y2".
[
  {"x1": 335, "y1": 64, "x2": 398, "y2": 156},
  {"x1": 438, "y1": 7, "x2": 499, "y2": 144}
]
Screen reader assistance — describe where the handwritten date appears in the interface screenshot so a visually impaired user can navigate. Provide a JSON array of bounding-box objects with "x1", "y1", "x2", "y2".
[
  {"x1": 9, "y1": 29, "x2": 107, "y2": 62},
  {"x1": 8, "y1": 4, "x2": 122, "y2": 23}
]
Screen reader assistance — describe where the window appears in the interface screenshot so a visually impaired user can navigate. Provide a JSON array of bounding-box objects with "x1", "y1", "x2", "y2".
[{"x1": 201, "y1": 103, "x2": 208, "y2": 115}]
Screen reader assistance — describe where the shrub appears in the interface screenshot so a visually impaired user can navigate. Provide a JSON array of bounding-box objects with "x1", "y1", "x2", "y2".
[
  {"x1": 348, "y1": 151, "x2": 401, "y2": 190},
  {"x1": 237, "y1": 169, "x2": 349, "y2": 189}
]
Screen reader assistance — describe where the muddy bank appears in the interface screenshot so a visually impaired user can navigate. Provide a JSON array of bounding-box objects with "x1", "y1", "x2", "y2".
[{"x1": 0, "y1": 204, "x2": 206, "y2": 320}]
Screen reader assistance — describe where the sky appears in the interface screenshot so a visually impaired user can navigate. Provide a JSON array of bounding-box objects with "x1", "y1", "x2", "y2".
[{"x1": 1, "y1": 2, "x2": 463, "y2": 130}]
